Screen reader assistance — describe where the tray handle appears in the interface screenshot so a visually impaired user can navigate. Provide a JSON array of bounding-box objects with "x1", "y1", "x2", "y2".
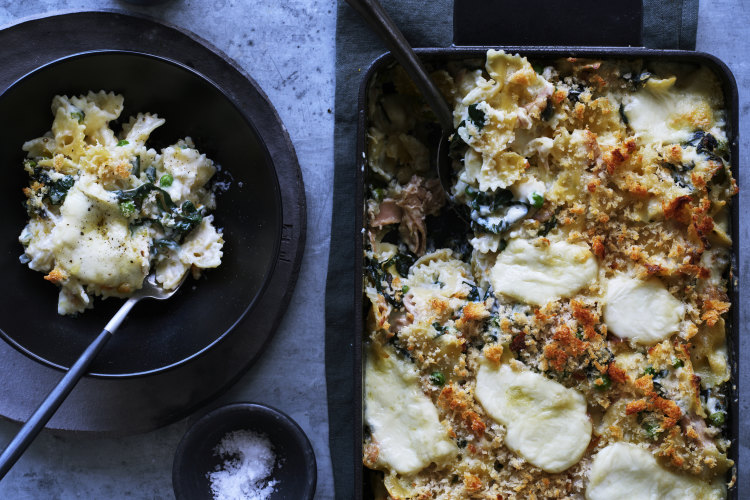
[{"x1": 453, "y1": 0, "x2": 643, "y2": 47}]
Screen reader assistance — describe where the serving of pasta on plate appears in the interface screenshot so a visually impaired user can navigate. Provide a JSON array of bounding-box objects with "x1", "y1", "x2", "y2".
[{"x1": 18, "y1": 91, "x2": 224, "y2": 315}]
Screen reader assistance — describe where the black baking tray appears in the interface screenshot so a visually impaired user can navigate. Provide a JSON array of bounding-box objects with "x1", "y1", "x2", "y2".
[{"x1": 352, "y1": 41, "x2": 740, "y2": 500}]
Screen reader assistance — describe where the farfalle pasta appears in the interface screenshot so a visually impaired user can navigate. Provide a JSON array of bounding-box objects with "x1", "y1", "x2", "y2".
[{"x1": 19, "y1": 92, "x2": 223, "y2": 315}]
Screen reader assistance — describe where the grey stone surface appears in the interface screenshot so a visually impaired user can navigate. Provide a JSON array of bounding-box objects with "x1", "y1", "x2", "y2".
[{"x1": 0, "y1": 0, "x2": 745, "y2": 498}]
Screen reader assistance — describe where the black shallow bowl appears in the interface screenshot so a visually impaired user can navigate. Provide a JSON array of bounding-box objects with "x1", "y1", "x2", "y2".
[
  {"x1": 0, "y1": 50, "x2": 281, "y2": 376},
  {"x1": 173, "y1": 403, "x2": 317, "y2": 500}
]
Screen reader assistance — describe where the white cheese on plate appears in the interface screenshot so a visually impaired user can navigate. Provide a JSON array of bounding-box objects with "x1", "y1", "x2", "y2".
[
  {"x1": 603, "y1": 275, "x2": 684, "y2": 344},
  {"x1": 364, "y1": 346, "x2": 457, "y2": 475},
  {"x1": 489, "y1": 238, "x2": 598, "y2": 305},
  {"x1": 475, "y1": 360, "x2": 591, "y2": 473},
  {"x1": 586, "y1": 442, "x2": 725, "y2": 500},
  {"x1": 51, "y1": 185, "x2": 150, "y2": 291}
]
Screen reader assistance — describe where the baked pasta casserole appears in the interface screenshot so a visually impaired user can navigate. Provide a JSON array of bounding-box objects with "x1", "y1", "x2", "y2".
[
  {"x1": 19, "y1": 92, "x2": 224, "y2": 315},
  {"x1": 362, "y1": 51, "x2": 736, "y2": 499}
]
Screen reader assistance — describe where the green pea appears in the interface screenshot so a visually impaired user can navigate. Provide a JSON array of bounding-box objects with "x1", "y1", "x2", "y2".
[
  {"x1": 430, "y1": 371, "x2": 446, "y2": 387},
  {"x1": 642, "y1": 422, "x2": 662, "y2": 439},
  {"x1": 70, "y1": 111, "x2": 85, "y2": 123},
  {"x1": 594, "y1": 374, "x2": 611, "y2": 391},
  {"x1": 160, "y1": 174, "x2": 174, "y2": 187},
  {"x1": 117, "y1": 140, "x2": 129, "y2": 147},
  {"x1": 530, "y1": 192, "x2": 544, "y2": 209},
  {"x1": 672, "y1": 358, "x2": 684, "y2": 369},
  {"x1": 119, "y1": 200, "x2": 136, "y2": 217},
  {"x1": 401, "y1": 285, "x2": 409, "y2": 294},
  {"x1": 708, "y1": 411, "x2": 726, "y2": 427}
]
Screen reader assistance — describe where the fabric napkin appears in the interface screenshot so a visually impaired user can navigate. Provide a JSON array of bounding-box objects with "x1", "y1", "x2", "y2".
[{"x1": 326, "y1": 1, "x2": 698, "y2": 498}]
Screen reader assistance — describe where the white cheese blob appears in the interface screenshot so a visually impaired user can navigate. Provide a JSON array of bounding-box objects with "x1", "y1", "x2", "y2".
[
  {"x1": 365, "y1": 346, "x2": 457, "y2": 475},
  {"x1": 603, "y1": 275, "x2": 684, "y2": 344},
  {"x1": 489, "y1": 238, "x2": 598, "y2": 305},
  {"x1": 623, "y1": 77, "x2": 689, "y2": 145},
  {"x1": 622, "y1": 76, "x2": 716, "y2": 146},
  {"x1": 51, "y1": 186, "x2": 150, "y2": 291},
  {"x1": 586, "y1": 442, "x2": 725, "y2": 500},
  {"x1": 475, "y1": 361, "x2": 591, "y2": 473}
]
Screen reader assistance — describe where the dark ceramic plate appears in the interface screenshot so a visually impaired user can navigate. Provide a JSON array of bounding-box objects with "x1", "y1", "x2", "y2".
[
  {"x1": 0, "y1": 50, "x2": 281, "y2": 377},
  {"x1": 0, "y1": 11, "x2": 305, "y2": 434},
  {"x1": 172, "y1": 403, "x2": 317, "y2": 500}
]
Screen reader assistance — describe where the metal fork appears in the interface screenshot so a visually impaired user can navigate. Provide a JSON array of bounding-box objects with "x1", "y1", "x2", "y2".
[{"x1": 0, "y1": 272, "x2": 186, "y2": 479}]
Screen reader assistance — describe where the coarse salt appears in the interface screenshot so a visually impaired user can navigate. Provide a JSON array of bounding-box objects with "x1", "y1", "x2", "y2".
[{"x1": 207, "y1": 429, "x2": 278, "y2": 500}]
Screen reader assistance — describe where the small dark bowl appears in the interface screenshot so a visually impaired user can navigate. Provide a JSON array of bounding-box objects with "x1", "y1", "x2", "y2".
[
  {"x1": 0, "y1": 50, "x2": 282, "y2": 376},
  {"x1": 172, "y1": 403, "x2": 316, "y2": 500}
]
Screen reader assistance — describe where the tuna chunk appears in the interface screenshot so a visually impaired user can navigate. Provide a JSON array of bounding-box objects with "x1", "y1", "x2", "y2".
[
  {"x1": 397, "y1": 176, "x2": 445, "y2": 255},
  {"x1": 370, "y1": 199, "x2": 403, "y2": 228},
  {"x1": 368, "y1": 175, "x2": 446, "y2": 256}
]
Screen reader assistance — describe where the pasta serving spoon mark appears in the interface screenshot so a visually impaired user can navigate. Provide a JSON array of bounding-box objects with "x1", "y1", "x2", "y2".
[{"x1": 0, "y1": 272, "x2": 188, "y2": 480}]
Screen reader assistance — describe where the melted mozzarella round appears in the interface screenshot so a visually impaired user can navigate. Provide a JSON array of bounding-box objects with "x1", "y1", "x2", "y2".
[
  {"x1": 365, "y1": 346, "x2": 457, "y2": 475},
  {"x1": 475, "y1": 361, "x2": 591, "y2": 473},
  {"x1": 622, "y1": 75, "x2": 719, "y2": 146},
  {"x1": 51, "y1": 185, "x2": 150, "y2": 292},
  {"x1": 603, "y1": 275, "x2": 684, "y2": 344},
  {"x1": 489, "y1": 238, "x2": 599, "y2": 305},
  {"x1": 586, "y1": 442, "x2": 725, "y2": 500}
]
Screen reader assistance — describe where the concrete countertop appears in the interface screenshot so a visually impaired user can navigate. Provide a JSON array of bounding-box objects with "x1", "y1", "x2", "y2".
[{"x1": 0, "y1": 0, "x2": 746, "y2": 498}]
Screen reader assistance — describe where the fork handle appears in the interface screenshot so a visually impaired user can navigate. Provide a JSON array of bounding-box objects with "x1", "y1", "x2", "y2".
[
  {"x1": 0, "y1": 327, "x2": 113, "y2": 479},
  {"x1": 0, "y1": 295, "x2": 139, "y2": 479}
]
